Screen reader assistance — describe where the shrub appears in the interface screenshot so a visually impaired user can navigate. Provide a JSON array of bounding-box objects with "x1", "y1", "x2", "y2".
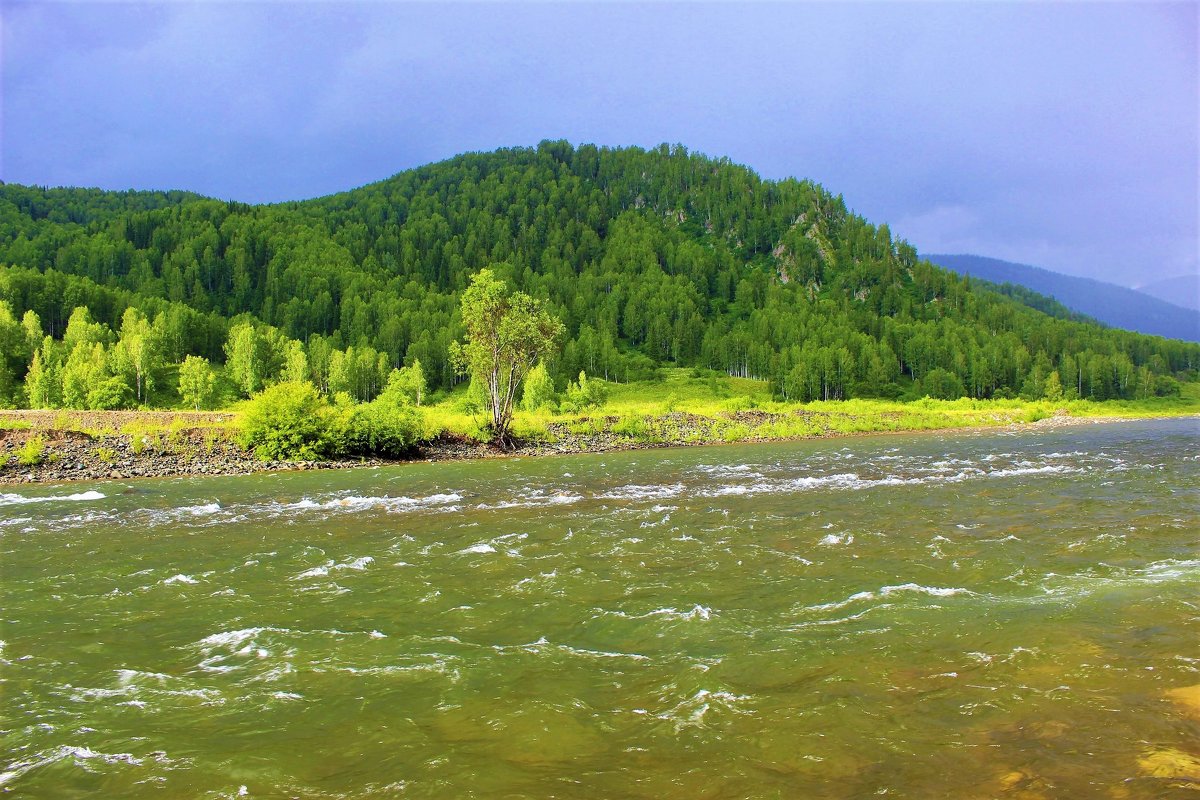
[
  {"x1": 17, "y1": 436, "x2": 45, "y2": 467},
  {"x1": 611, "y1": 414, "x2": 649, "y2": 439},
  {"x1": 563, "y1": 371, "x2": 607, "y2": 411},
  {"x1": 334, "y1": 400, "x2": 423, "y2": 457},
  {"x1": 239, "y1": 381, "x2": 334, "y2": 461}
]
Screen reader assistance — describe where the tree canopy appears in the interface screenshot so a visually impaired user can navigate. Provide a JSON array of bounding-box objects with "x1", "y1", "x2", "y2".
[
  {"x1": 449, "y1": 268, "x2": 564, "y2": 444},
  {"x1": 0, "y1": 141, "x2": 1197, "y2": 412}
]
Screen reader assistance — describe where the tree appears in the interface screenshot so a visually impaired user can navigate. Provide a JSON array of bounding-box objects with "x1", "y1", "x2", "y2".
[
  {"x1": 224, "y1": 322, "x2": 285, "y2": 397},
  {"x1": 281, "y1": 340, "x2": 308, "y2": 384},
  {"x1": 61, "y1": 342, "x2": 110, "y2": 408},
  {"x1": 1043, "y1": 370, "x2": 1064, "y2": 403},
  {"x1": 449, "y1": 268, "x2": 564, "y2": 445},
  {"x1": 382, "y1": 359, "x2": 426, "y2": 407},
  {"x1": 179, "y1": 355, "x2": 217, "y2": 410},
  {"x1": 111, "y1": 308, "x2": 160, "y2": 403},
  {"x1": 521, "y1": 362, "x2": 556, "y2": 412},
  {"x1": 24, "y1": 345, "x2": 57, "y2": 408},
  {"x1": 564, "y1": 370, "x2": 605, "y2": 410}
]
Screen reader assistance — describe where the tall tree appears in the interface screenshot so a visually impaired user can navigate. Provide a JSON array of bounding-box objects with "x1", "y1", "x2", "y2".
[{"x1": 449, "y1": 269, "x2": 564, "y2": 445}]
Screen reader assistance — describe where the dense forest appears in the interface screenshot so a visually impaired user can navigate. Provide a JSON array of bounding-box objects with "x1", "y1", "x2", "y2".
[{"x1": 2, "y1": 141, "x2": 1198, "y2": 411}]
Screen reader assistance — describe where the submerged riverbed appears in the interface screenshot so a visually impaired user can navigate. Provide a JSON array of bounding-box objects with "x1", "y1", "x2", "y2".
[{"x1": 2, "y1": 418, "x2": 1198, "y2": 798}]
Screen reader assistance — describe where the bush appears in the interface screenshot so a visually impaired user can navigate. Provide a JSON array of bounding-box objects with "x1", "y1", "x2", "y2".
[
  {"x1": 563, "y1": 371, "x2": 607, "y2": 411},
  {"x1": 239, "y1": 381, "x2": 334, "y2": 461},
  {"x1": 335, "y1": 400, "x2": 423, "y2": 457},
  {"x1": 17, "y1": 436, "x2": 45, "y2": 467}
]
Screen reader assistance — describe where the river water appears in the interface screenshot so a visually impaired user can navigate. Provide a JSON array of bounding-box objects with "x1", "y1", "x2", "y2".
[{"x1": 2, "y1": 418, "x2": 1198, "y2": 798}]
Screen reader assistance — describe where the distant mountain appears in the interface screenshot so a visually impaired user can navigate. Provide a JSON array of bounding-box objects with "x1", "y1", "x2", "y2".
[
  {"x1": 1135, "y1": 274, "x2": 1200, "y2": 313},
  {"x1": 928, "y1": 254, "x2": 1200, "y2": 343}
]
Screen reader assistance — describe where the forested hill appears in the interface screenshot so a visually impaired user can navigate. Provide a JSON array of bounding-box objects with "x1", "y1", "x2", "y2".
[
  {"x1": 1, "y1": 141, "x2": 1198, "y2": 408},
  {"x1": 928, "y1": 254, "x2": 1200, "y2": 343}
]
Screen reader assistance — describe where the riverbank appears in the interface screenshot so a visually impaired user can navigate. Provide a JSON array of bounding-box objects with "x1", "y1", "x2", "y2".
[{"x1": 2, "y1": 401, "x2": 1193, "y2": 485}]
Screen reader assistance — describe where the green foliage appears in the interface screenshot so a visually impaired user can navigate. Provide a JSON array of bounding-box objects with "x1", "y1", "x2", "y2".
[
  {"x1": 922, "y1": 368, "x2": 966, "y2": 400},
  {"x1": 240, "y1": 379, "x2": 425, "y2": 461},
  {"x1": 61, "y1": 342, "x2": 111, "y2": 409},
  {"x1": 520, "y1": 362, "x2": 557, "y2": 412},
  {"x1": 110, "y1": 307, "x2": 160, "y2": 403},
  {"x1": 16, "y1": 436, "x2": 45, "y2": 467},
  {"x1": 563, "y1": 371, "x2": 607, "y2": 412},
  {"x1": 87, "y1": 376, "x2": 133, "y2": 410},
  {"x1": 334, "y1": 399, "x2": 423, "y2": 457},
  {"x1": 449, "y1": 269, "x2": 564, "y2": 443},
  {"x1": 1043, "y1": 370, "x2": 1064, "y2": 403},
  {"x1": 239, "y1": 381, "x2": 334, "y2": 461},
  {"x1": 94, "y1": 446, "x2": 118, "y2": 464},
  {"x1": 0, "y1": 143, "x2": 1196, "y2": 416},
  {"x1": 382, "y1": 359, "x2": 427, "y2": 407},
  {"x1": 178, "y1": 355, "x2": 217, "y2": 410}
]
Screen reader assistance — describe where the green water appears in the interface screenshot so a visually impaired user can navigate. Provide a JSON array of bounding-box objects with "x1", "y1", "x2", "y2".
[{"x1": 2, "y1": 419, "x2": 1198, "y2": 798}]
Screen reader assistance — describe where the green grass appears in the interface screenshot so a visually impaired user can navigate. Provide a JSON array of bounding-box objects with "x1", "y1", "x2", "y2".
[{"x1": 5, "y1": 370, "x2": 1197, "y2": 457}]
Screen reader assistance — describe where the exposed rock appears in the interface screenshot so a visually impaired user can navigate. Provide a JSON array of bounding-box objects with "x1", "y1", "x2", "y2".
[
  {"x1": 1137, "y1": 748, "x2": 1200, "y2": 781},
  {"x1": 1164, "y1": 684, "x2": 1200, "y2": 720}
]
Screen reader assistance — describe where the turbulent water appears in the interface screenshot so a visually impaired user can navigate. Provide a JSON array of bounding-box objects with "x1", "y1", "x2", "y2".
[{"x1": 2, "y1": 418, "x2": 1198, "y2": 798}]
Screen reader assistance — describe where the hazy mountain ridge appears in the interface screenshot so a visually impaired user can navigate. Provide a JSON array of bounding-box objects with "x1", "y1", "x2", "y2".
[
  {"x1": 1134, "y1": 274, "x2": 1200, "y2": 313},
  {"x1": 928, "y1": 254, "x2": 1200, "y2": 343}
]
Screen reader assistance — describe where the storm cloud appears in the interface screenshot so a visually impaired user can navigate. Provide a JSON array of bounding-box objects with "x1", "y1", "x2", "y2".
[{"x1": 2, "y1": 2, "x2": 1195, "y2": 288}]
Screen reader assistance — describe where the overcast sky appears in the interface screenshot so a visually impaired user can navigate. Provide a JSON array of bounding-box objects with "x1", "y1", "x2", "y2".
[{"x1": 2, "y1": 1, "x2": 1196, "y2": 288}]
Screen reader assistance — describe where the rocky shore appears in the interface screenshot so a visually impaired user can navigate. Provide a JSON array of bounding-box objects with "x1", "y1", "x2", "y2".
[
  {"x1": 0, "y1": 407, "x2": 1136, "y2": 486},
  {"x1": 0, "y1": 422, "x2": 685, "y2": 485}
]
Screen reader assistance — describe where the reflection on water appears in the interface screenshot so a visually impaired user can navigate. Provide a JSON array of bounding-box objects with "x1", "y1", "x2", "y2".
[{"x1": 2, "y1": 418, "x2": 1198, "y2": 798}]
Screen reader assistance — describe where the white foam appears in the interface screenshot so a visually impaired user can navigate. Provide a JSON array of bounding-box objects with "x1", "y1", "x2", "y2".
[
  {"x1": 180, "y1": 502, "x2": 221, "y2": 515},
  {"x1": 115, "y1": 669, "x2": 173, "y2": 686},
  {"x1": 196, "y1": 627, "x2": 284, "y2": 651},
  {"x1": 161, "y1": 574, "x2": 198, "y2": 585},
  {"x1": 657, "y1": 689, "x2": 751, "y2": 730},
  {"x1": 597, "y1": 483, "x2": 685, "y2": 501},
  {"x1": 611, "y1": 604, "x2": 713, "y2": 621},
  {"x1": 293, "y1": 556, "x2": 374, "y2": 580},
  {"x1": 281, "y1": 492, "x2": 462, "y2": 514},
  {"x1": 459, "y1": 543, "x2": 496, "y2": 554},
  {"x1": 879, "y1": 583, "x2": 973, "y2": 597},
  {"x1": 0, "y1": 490, "x2": 105, "y2": 506}
]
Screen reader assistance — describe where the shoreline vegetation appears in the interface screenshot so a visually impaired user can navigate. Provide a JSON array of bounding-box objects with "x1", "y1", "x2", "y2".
[
  {"x1": 3, "y1": 372, "x2": 1197, "y2": 485},
  {"x1": 4, "y1": 148, "x2": 1200, "y2": 489}
]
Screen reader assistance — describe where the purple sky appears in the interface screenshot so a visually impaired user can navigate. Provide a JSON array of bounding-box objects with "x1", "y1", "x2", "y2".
[{"x1": 2, "y1": 2, "x2": 1196, "y2": 289}]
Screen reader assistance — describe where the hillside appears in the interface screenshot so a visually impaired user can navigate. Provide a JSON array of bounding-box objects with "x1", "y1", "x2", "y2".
[
  {"x1": 1, "y1": 142, "x2": 1198, "y2": 412},
  {"x1": 928, "y1": 254, "x2": 1200, "y2": 342},
  {"x1": 1135, "y1": 274, "x2": 1200, "y2": 313}
]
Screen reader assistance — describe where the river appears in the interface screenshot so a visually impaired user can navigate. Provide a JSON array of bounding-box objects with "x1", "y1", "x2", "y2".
[{"x1": 2, "y1": 418, "x2": 1198, "y2": 798}]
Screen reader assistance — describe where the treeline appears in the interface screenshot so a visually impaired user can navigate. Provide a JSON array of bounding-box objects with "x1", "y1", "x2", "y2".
[
  {"x1": 0, "y1": 298, "x2": 425, "y2": 412},
  {"x1": 1, "y1": 141, "x2": 1198, "y2": 409}
]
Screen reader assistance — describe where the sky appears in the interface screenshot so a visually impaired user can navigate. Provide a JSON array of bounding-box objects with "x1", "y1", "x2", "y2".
[{"x1": 2, "y1": 2, "x2": 1197, "y2": 290}]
